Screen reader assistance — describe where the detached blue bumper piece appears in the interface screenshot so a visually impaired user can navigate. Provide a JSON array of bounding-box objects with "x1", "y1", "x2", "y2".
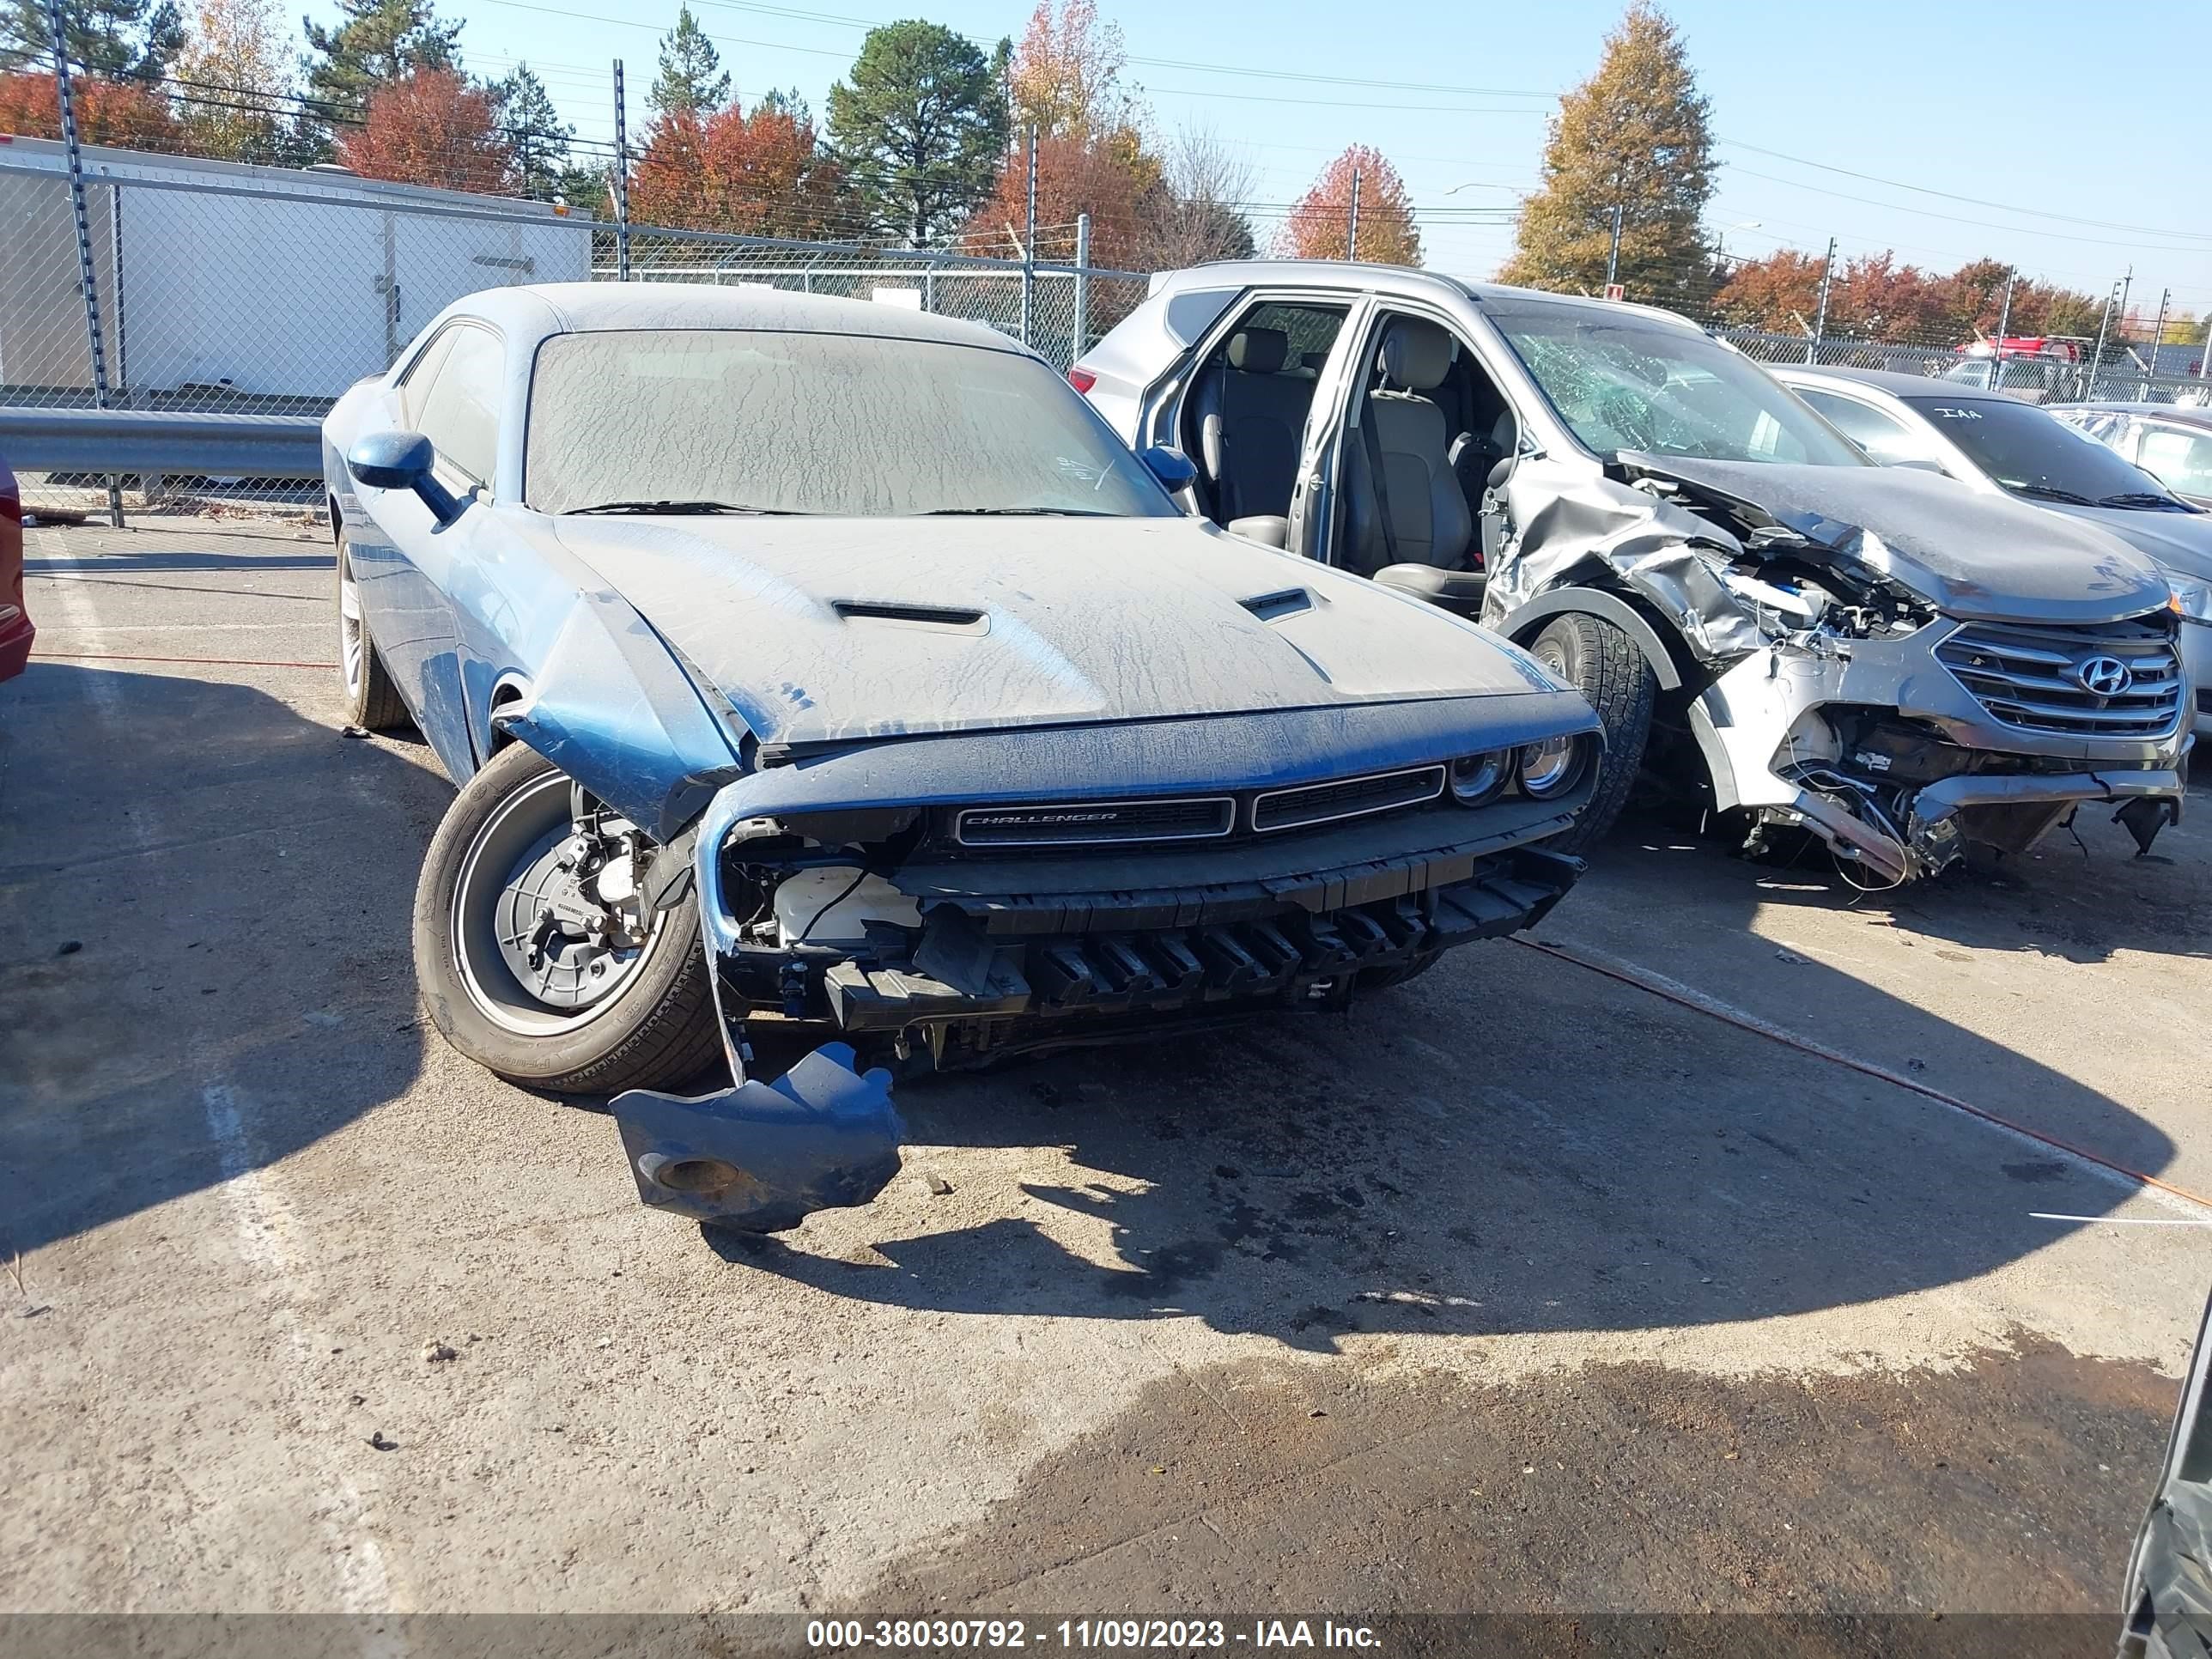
[{"x1": 608, "y1": 1043, "x2": 903, "y2": 1231}]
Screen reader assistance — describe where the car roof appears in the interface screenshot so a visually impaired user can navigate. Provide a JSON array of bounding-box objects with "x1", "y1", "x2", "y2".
[
  {"x1": 1771, "y1": 362, "x2": 2033, "y2": 403},
  {"x1": 441, "y1": 281, "x2": 1030, "y2": 356},
  {"x1": 2048, "y1": 399, "x2": 2212, "y2": 425},
  {"x1": 1147, "y1": 260, "x2": 1705, "y2": 335}
]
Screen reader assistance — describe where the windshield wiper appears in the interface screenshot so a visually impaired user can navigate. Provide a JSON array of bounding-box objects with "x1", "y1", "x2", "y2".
[
  {"x1": 2097, "y1": 491, "x2": 2191, "y2": 511},
  {"x1": 563, "y1": 499, "x2": 805, "y2": 515},
  {"x1": 2004, "y1": 482, "x2": 2096, "y2": 507},
  {"x1": 919, "y1": 506, "x2": 1115, "y2": 517}
]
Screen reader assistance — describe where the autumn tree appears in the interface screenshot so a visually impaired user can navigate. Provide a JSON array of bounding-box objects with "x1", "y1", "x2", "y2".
[
  {"x1": 1142, "y1": 120, "x2": 1255, "y2": 266},
  {"x1": 649, "y1": 3, "x2": 726, "y2": 121},
  {"x1": 173, "y1": 0, "x2": 292, "y2": 161},
  {"x1": 1712, "y1": 247, "x2": 1822, "y2": 330},
  {"x1": 1279, "y1": 144, "x2": 1419, "y2": 265},
  {"x1": 1717, "y1": 247, "x2": 2110, "y2": 347},
  {"x1": 630, "y1": 98, "x2": 842, "y2": 239},
  {"x1": 299, "y1": 0, "x2": 460, "y2": 157},
  {"x1": 336, "y1": 65, "x2": 512, "y2": 194},
  {"x1": 827, "y1": 19, "x2": 1006, "y2": 247},
  {"x1": 0, "y1": 68, "x2": 179, "y2": 143},
  {"x1": 963, "y1": 0, "x2": 1167, "y2": 264},
  {"x1": 1501, "y1": 1, "x2": 1714, "y2": 298},
  {"x1": 3, "y1": 0, "x2": 184, "y2": 78},
  {"x1": 1006, "y1": 0, "x2": 1137, "y2": 143}
]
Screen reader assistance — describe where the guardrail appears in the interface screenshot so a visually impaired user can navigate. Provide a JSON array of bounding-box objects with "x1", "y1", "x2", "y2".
[{"x1": 0, "y1": 407, "x2": 324, "y2": 477}]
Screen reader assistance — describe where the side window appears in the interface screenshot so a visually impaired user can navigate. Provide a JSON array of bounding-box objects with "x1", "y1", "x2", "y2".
[
  {"x1": 397, "y1": 330, "x2": 459, "y2": 427},
  {"x1": 2136, "y1": 425, "x2": 2212, "y2": 497},
  {"x1": 412, "y1": 325, "x2": 504, "y2": 489},
  {"x1": 1796, "y1": 388, "x2": 1935, "y2": 469}
]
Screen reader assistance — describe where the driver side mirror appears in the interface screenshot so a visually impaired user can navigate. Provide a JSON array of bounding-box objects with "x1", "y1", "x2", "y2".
[
  {"x1": 347, "y1": 430, "x2": 463, "y2": 524},
  {"x1": 1141, "y1": 444, "x2": 1198, "y2": 493}
]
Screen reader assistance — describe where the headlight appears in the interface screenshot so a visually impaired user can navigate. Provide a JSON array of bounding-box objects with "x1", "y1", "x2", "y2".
[
  {"x1": 2170, "y1": 578, "x2": 2212, "y2": 627},
  {"x1": 1449, "y1": 750, "x2": 1511, "y2": 805},
  {"x1": 1517, "y1": 732, "x2": 1592, "y2": 800}
]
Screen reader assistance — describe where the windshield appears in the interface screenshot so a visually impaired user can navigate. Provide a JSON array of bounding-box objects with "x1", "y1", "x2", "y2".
[
  {"x1": 1900, "y1": 394, "x2": 2179, "y2": 505},
  {"x1": 1483, "y1": 299, "x2": 1864, "y2": 467},
  {"x1": 526, "y1": 328, "x2": 1177, "y2": 518}
]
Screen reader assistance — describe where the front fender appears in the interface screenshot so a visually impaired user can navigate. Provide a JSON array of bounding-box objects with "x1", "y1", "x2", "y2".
[{"x1": 490, "y1": 584, "x2": 743, "y2": 843}]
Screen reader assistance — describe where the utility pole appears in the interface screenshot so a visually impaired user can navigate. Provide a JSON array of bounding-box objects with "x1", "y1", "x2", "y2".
[
  {"x1": 611, "y1": 59, "x2": 631, "y2": 282},
  {"x1": 2091, "y1": 277, "x2": 2122, "y2": 398},
  {"x1": 2197, "y1": 314, "x2": 2209, "y2": 382},
  {"x1": 1807, "y1": 237, "x2": 1837, "y2": 365},
  {"x1": 1019, "y1": 125, "x2": 1036, "y2": 347},
  {"x1": 1073, "y1": 212, "x2": 1091, "y2": 360},
  {"x1": 2146, "y1": 288, "x2": 2171, "y2": 394},
  {"x1": 1990, "y1": 269, "x2": 2014, "y2": 393},
  {"x1": 1604, "y1": 201, "x2": 1623, "y2": 290},
  {"x1": 49, "y1": 0, "x2": 123, "y2": 526},
  {"x1": 1346, "y1": 168, "x2": 1361, "y2": 262}
]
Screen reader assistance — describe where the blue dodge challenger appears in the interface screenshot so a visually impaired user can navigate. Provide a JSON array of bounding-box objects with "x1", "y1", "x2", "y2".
[{"x1": 324, "y1": 283, "x2": 1600, "y2": 1228}]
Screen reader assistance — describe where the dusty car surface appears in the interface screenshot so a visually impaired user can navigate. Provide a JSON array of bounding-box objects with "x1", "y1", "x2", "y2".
[
  {"x1": 0, "y1": 458, "x2": 30, "y2": 683},
  {"x1": 322, "y1": 283, "x2": 1599, "y2": 1228},
  {"x1": 2120, "y1": 1285, "x2": 2212, "y2": 1658},
  {"x1": 1775, "y1": 367, "x2": 2212, "y2": 738},
  {"x1": 1076, "y1": 262, "x2": 2191, "y2": 884}
]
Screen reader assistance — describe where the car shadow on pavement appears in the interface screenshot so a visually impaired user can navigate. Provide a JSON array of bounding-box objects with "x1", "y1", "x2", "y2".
[
  {"x1": 706, "y1": 843, "x2": 2181, "y2": 1352},
  {"x1": 0, "y1": 666, "x2": 447, "y2": 1261}
]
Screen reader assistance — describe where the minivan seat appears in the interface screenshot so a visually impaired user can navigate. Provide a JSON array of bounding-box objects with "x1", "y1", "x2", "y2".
[
  {"x1": 1189, "y1": 327, "x2": 1316, "y2": 524},
  {"x1": 1344, "y1": 319, "x2": 1473, "y2": 576}
]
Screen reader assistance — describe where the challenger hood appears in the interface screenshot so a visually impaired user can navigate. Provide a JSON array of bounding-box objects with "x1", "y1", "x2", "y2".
[
  {"x1": 550, "y1": 514, "x2": 1558, "y2": 747},
  {"x1": 1622, "y1": 454, "x2": 2172, "y2": 625}
]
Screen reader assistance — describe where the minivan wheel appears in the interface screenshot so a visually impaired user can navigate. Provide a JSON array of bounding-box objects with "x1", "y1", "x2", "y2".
[
  {"x1": 413, "y1": 742, "x2": 722, "y2": 1093},
  {"x1": 1526, "y1": 611, "x2": 1656, "y2": 855}
]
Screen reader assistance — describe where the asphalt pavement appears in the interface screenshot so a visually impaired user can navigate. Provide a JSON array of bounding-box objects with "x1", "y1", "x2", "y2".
[{"x1": 3, "y1": 519, "x2": 2208, "y2": 1627}]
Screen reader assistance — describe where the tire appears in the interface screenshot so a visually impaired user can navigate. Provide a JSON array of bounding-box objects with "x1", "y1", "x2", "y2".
[
  {"x1": 336, "y1": 531, "x2": 413, "y2": 732},
  {"x1": 413, "y1": 742, "x2": 722, "y2": 1093},
  {"x1": 1525, "y1": 611, "x2": 1657, "y2": 856}
]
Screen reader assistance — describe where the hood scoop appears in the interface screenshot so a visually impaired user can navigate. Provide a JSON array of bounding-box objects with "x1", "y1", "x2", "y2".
[
  {"x1": 831, "y1": 599, "x2": 988, "y2": 633},
  {"x1": 1239, "y1": 586, "x2": 1315, "y2": 623}
]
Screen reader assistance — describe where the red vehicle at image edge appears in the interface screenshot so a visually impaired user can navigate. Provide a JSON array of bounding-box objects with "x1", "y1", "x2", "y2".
[{"x1": 0, "y1": 459, "x2": 32, "y2": 682}]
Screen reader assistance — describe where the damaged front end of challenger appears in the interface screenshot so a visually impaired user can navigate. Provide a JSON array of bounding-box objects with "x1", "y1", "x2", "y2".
[
  {"x1": 1486, "y1": 451, "x2": 2193, "y2": 887},
  {"x1": 593, "y1": 697, "x2": 1600, "y2": 1232}
]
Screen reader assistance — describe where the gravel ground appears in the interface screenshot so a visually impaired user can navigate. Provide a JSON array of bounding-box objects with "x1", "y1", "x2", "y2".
[{"x1": 2, "y1": 519, "x2": 2208, "y2": 1631}]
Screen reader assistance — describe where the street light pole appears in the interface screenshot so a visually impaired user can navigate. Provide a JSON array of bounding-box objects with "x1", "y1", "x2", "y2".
[{"x1": 1347, "y1": 169, "x2": 1361, "y2": 262}]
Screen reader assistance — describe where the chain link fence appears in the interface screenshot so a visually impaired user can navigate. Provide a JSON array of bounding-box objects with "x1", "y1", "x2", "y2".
[
  {"x1": 0, "y1": 141, "x2": 1150, "y2": 520},
  {"x1": 1721, "y1": 327, "x2": 2211, "y2": 406}
]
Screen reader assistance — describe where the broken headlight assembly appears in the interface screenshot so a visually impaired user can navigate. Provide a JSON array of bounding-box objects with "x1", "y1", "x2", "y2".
[{"x1": 2172, "y1": 577, "x2": 2212, "y2": 629}]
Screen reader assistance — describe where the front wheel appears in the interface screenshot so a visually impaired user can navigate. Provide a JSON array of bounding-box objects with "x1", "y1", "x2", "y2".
[
  {"x1": 413, "y1": 742, "x2": 722, "y2": 1093},
  {"x1": 1525, "y1": 611, "x2": 1657, "y2": 856}
]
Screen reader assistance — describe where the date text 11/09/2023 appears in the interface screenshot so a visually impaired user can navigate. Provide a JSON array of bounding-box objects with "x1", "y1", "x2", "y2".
[{"x1": 806, "y1": 1619, "x2": 1383, "y2": 1650}]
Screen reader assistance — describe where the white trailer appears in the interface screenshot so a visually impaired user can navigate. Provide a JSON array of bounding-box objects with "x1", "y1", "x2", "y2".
[{"x1": 0, "y1": 137, "x2": 593, "y2": 405}]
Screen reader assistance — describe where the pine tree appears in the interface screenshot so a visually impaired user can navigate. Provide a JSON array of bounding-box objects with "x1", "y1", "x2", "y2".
[
  {"x1": 1500, "y1": 1, "x2": 1714, "y2": 299},
  {"x1": 492, "y1": 62, "x2": 570, "y2": 198},
  {"x1": 826, "y1": 20, "x2": 1006, "y2": 246},
  {"x1": 649, "y1": 3, "x2": 726, "y2": 121},
  {"x1": 4, "y1": 0, "x2": 185, "y2": 78}
]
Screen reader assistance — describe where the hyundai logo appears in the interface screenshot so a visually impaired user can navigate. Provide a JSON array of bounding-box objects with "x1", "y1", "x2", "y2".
[{"x1": 2074, "y1": 654, "x2": 2133, "y2": 696}]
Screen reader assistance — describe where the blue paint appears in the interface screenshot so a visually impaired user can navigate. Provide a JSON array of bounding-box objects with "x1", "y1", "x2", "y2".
[{"x1": 609, "y1": 1043, "x2": 902, "y2": 1231}]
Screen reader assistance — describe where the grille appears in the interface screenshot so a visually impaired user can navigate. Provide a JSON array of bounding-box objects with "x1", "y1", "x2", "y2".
[
  {"x1": 954, "y1": 796, "x2": 1236, "y2": 848},
  {"x1": 1251, "y1": 765, "x2": 1446, "y2": 834},
  {"x1": 1934, "y1": 619, "x2": 2183, "y2": 739}
]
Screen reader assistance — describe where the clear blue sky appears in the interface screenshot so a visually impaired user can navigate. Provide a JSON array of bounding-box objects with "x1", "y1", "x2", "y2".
[{"x1": 352, "y1": 0, "x2": 2212, "y2": 323}]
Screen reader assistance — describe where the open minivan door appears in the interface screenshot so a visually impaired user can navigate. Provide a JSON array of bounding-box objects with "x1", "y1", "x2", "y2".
[{"x1": 2122, "y1": 1285, "x2": 2212, "y2": 1657}]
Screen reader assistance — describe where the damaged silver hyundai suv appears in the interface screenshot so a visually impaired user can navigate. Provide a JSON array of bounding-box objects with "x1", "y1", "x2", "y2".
[{"x1": 1077, "y1": 264, "x2": 2191, "y2": 884}]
